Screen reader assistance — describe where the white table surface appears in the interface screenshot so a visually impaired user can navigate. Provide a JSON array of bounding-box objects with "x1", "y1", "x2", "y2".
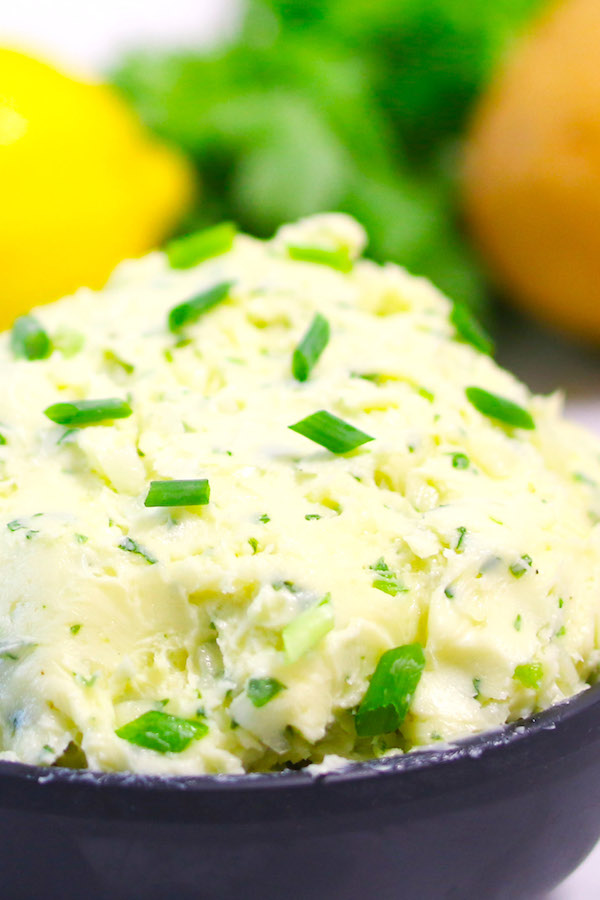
[{"x1": 0, "y1": 2, "x2": 599, "y2": 896}]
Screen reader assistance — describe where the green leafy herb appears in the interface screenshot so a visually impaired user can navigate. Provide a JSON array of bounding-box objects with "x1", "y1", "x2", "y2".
[
  {"x1": 53, "y1": 327, "x2": 85, "y2": 358},
  {"x1": 119, "y1": 536, "x2": 157, "y2": 565},
  {"x1": 455, "y1": 526, "x2": 467, "y2": 553},
  {"x1": 451, "y1": 303, "x2": 494, "y2": 355},
  {"x1": 513, "y1": 662, "x2": 543, "y2": 689},
  {"x1": 44, "y1": 398, "x2": 132, "y2": 427},
  {"x1": 283, "y1": 594, "x2": 334, "y2": 663},
  {"x1": 292, "y1": 313, "x2": 330, "y2": 382},
  {"x1": 369, "y1": 558, "x2": 407, "y2": 596},
  {"x1": 466, "y1": 387, "x2": 535, "y2": 430},
  {"x1": 509, "y1": 555, "x2": 533, "y2": 579},
  {"x1": 70, "y1": 624, "x2": 82, "y2": 635},
  {"x1": 104, "y1": 349, "x2": 135, "y2": 374},
  {"x1": 287, "y1": 245, "x2": 353, "y2": 272},
  {"x1": 247, "y1": 677, "x2": 286, "y2": 708},
  {"x1": 11, "y1": 315, "x2": 52, "y2": 361},
  {"x1": 116, "y1": 710, "x2": 208, "y2": 753},
  {"x1": 166, "y1": 222, "x2": 236, "y2": 270},
  {"x1": 355, "y1": 643, "x2": 425, "y2": 737},
  {"x1": 289, "y1": 410, "x2": 374, "y2": 454},
  {"x1": 144, "y1": 479, "x2": 210, "y2": 508},
  {"x1": 451, "y1": 452, "x2": 469, "y2": 469},
  {"x1": 168, "y1": 280, "x2": 233, "y2": 332}
]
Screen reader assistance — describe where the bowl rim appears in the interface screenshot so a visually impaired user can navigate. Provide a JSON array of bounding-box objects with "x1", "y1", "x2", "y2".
[{"x1": 1, "y1": 679, "x2": 599, "y2": 796}]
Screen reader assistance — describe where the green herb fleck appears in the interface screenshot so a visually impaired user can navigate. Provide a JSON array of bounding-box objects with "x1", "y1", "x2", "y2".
[
  {"x1": 248, "y1": 537, "x2": 259, "y2": 554},
  {"x1": 287, "y1": 245, "x2": 353, "y2": 272},
  {"x1": 466, "y1": 387, "x2": 535, "y2": 430},
  {"x1": 259, "y1": 513, "x2": 271, "y2": 524},
  {"x1": 558, "y1": 598, "x2": 564, "y2": 609},
  {"x1": 369, "y1": 557, "x2": 407, "y2": 596},
  {"x1": 509, "y1": 555, "x2": 533, "y2": 579},
  {"x1": 513, "y1": 662, "x2": 543, "y2": 689},
  {"x1": 11, "y1": 315, "x2": 52, "y2": 360},
  {"x1": 70, "y1": 624, "x2": 82, "y2": 635},
  {"x1": 44, "y1": 398, "x2": 132, "y2": 427},
  {"x1": 444, "y1": 585, "x2": 455, "y2": 599},
  {"x1": 42, "y1": 745, "x2": 55, "y2": 755},
  {"x1": 451, "y1": 303, "x2": 494, "y2": 355},
  {"x1": 289, "y1": 410, "x2": 374, "y2": 454},
  {"x1": 473, "y1": 677, "x2": 482, "y2": 700},
  {"x1": 104, "y1": 349, "x2": 135, "y2": 374},
  {"x1": 168, "y1": 280, "x2": 234, "y2": 332},
  {"x1": 144, "y1": 479, "x2": 210, "y2": 508},
  {"x1": 573, "y1": 472, "x2": 597, "y2": 487},
  {"x1": 305, "y1": 513, "x2": 322, "y2": 521},
  {"x1": 514, "y1": 615, "x2": 522, "y2": 631},
  {"x1": 247, "y1": 677, "x2": 286, "y2": 708},
  {"x1": 119, "y1": 537, "x2": 157, "y2": 565},
  {"x1": 116, "y1": 710, "x2": 208, "y2": 753},
  {"x1": 451, "y1": 452, "x2": 469, "y2": 470},
  {"x1": 455, "y1": 526, "x2": 467, "y2": 553},
  {"x1": 0, "y1": 434, "x2": 6, "y2": 445},
  {"x1": 292, "y1": 313, "x2": 330, "y2": 382},
  {"x1": 418, "y1": 386, "x2": 434, "y2": 403},
  {"x1": 75, "y1": 533, "x2": 88, "y2": 544},
  {"x1": 166, "y1": 222, "x2": 236, "y2": 270},
  {"x1": 556, "y1": 626, "x2": 566, "y2": 638},
  {"x1": 355, "y1": 643, "x2": 425, "y2": 737},
  {"x1": 283, "y1": 594, "x2": 334, "y2": 663},
  {"x1": 53, "y1": 327, "x2": 85, "y2": 358}
]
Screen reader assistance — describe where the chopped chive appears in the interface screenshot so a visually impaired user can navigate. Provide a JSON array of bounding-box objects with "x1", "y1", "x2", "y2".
[
  {"x1": 70, "y1": 624, "x2": 82, "y2": 635},
  {"x1": 513, "y1": 662, "x2": 543, "y2": 689},
  {"x1": 466, "y1": 387, "x2": 535, "y2": 430},
  {"x1": 53, "y1": 327, "x2": 84, "y2": 358},
  {"x1": 44, "y1": 398, "x2": 132, "y2": 427},
  {"x1": 418, "y1": 386, "x2": 434, "y2": 403},
  {"x1": 451, "y1": 452, "x2": 469, "y2": 469},
  {"x1": 283, "y1": 594, "x2": 334, "y2": 663},
  {"x1": 119, "y1": 536, "x2": 157, "y2": 565},
  {"x1": 7, "y1": 519, "x2": 25, "y2": 532},
  {"x1": 289, "y1": 410, "x2": 374, "y2": 454},
  {"x1": 287, "y1": 245, "x2": 353, "y2": 272},
  {"x1": 42, "y1": 745, "x2": 55, "y2": 755},
  {"x1": 166, "y1": 222, "x2": 236, "y2": 270},
  {"x1": 444, "y1": 585, "x2": 455, "y2": 598},
  {"x1": 259, "y1": 514, "x2": 270, "y2": 524},
  {"x1": 75, "y1": 533, "x2": 88, "y2": 544},
  {"x1": 455, "y1": 526, "x2": 467, "y2": 553},
  {"x1": 305, "y1": 513, "x2": 322, "y2": 521},
  {"x1": 144, "y1": 479, "x2": 210, "y2": 508},
  {"x1": 473, "y1": 677, "x2": 482, "y2": 700},
  {"x1": 168, "y1": 280, "x2": 234, "y2": 332},
  {"x1": 351, "y1": 372, "x2": 385, "y2": 384},
  {"x1": 248, "y1": 537, "x2": 259, "y2": 554},
  {"x1": 558, "y1": 598, "x2": 564, "y2": 609},
  {"x1": 514, "y1": 614, "x2": 522, "y2": 631},
  {"x1": 0, "y1": 434, "x2": 6, "y2": 445},
  {"x1": 104, "y1": 349, "x2": 135, "y2": 374},
  {"x1": 292, "y1": 313, "x2": 330, "y2": 382},
  {"x1": 450, "y1": 303, "x2": 494, "y2": 355},
  {"x1": 11, "y1": 315, "x2": 52, "y2": 361},
  {"x1": 573, "y1": 472, "x2": 597, "y2": 487},
  {"x1": 369, "y1": 558, "x2": 407, "y2": 596},
  {"x1": 116, "y1": 710, "x2": 208, "y2": 753},
  {"x1": 247, "y1": 677, "x2": 286, "y2": 708},
  {"x1": 556, "y1": 626, "x2": 566, "y2": 637},
  {"x1": 509, "y1": 555, "x2": 533, "y2": 578},
  {"x1": 355, "y1": 642, "x2": 425, "y2": 737},
  {"x1": 273, "y1": 580, "x2": 297, "y2": 592}
]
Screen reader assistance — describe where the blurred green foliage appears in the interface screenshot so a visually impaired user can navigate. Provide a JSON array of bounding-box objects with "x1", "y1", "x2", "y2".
[{"x1": 112, "y1": 0, "x2": 544, "y2": 314}]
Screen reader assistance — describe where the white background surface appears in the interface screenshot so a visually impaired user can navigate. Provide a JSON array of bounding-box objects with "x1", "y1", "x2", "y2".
[{"x1": 0, "y1": 2, "x2": 599, "y2": 896}]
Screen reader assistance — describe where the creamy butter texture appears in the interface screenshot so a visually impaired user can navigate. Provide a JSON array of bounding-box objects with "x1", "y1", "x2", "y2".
[{"x1": 1, "y1": 214, "x2": 599, "y2": 775}]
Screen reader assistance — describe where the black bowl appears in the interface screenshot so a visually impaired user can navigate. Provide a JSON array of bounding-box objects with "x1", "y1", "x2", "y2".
[{"x1": 1, "y1": 683, "x2": 600, "y2": 900}]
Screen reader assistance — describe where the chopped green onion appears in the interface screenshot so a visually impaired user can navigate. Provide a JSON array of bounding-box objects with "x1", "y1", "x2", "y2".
[
  {"x1": 168, "y1": 280, "x2": 234, "y2": 332},
  {"x1": 287, "y1": 245, "x2": 353, "y2": 272},
  {"x1": 289, "y1": 410, "x2": 374, "y2": 454},
  {"x1": 292, "y1": 313, "x2": 330, "y2": 382},
  {"x1": 119, "y1": 537, "x2": 157, "y2": 565},
  {"x1": 144, "y1": 479, "x2": 210, "y2": 508},
  {"x1": 70, "y1": 624, "x2": 82, "y2": 635},
  {"x1": 166, "y1": 222, "x2": 236, "y2": 270},
  {"x1": 75, "y1": 533, "x2": 88, "y2": 544},
  {"x1": 248, "y1": 537, "x2": 259, "y2": 554},
  {"x1": 509, "y1": 555, "x2": 532, "y2": 578},
  {"x1": 0, "y1": 434, "x2": 6, "y2": 445},
  {"x1": 558, "y1": 598, "x2": 564, "y2": 609},
  {"x1": 104, "y1": 349, "x2": 135, "y2": 374},
  {"x1": 283, "y1": 594, "x2": 334, "y2": 663},
  {"x1": 11, "y1": 315, "x2": 52, "y2": 361},
  {"x1": 513, "y1": 662, "x2": 543, "y2": 689},
  {"x1": 259, "y1": 513, "x2": 270, "y2": 524},
  {"x1": 355, "y1": 642, "x2": 425, "y2": 737},
  {"x1": 556, "y1": 626, "x2": 566, "y2": 638},
  {"x1": 514, "y1": 615, "x2": 522, "y2": 631},
  {"x1": 573, "y1": 472, "x2": 597, "y2": 487},
  {"x1": 305, "y1": 513, "x2": 322, "y2": 521},
  {"x1": 44, "y1": 398, "x2": 132, "y2": 427},
  {"x1": 444, "y1": 585, "x2": 455, "y2": 598},
  {"x1": 451, "y1": 303, "x2": 494, "y2": 355},
  {"x1": 53, "y1": 327, "x2": 84, "y2": 358},
  {"x1": 418, "y1": 386, "x2": 434, "y2": 403},
  {"x1": 466, "y1": 387, "x2": 535, "y2": 430},
  {"x1": 455, "y1": 526, "x2": 467, "y2": 553},
  {"x1": 247, "y1": 677, "x2": 286, "y2": 708},
  {"x1": 451, "y1": 452, "x2": 469, "y2": 469},
  {"x1": 369, "y1": 558, "x2": 407, "y2": 596},
  {"x1": 473, "y1": 677, "x2": 482, "y2": 700},
  {"x1": 116, "y1": 710, "x2": 208, "y2": 753}
]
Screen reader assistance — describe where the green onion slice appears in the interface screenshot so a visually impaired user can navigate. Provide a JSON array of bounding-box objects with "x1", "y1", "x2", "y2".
[
  {"x1": 370, "y1": 558, "x2": 407, "y2": 596},
  {"x1": 168, "y1": 280, "x2": 234, "y2": 332},
  {"x1": 44, "y1": 398, "x2": 132, "y2": 427},
  {"x1": 116, "y1": 710, "x2": 208, "y2": 753},
  {"x1": 287, "y1": 245, "x2": 353, "y2": 272},
  {"x1": 292, "y1": 313, "x2": 330, "y2": 382},
  {"x1": 289, "y1": 410, "x2": 374, "y2": 454},
  {"x1": 451, "y1": 452, "x2": 469, "y2": 469},
  {"x1": 513, "y1": 662, "x2": 543, "y2": 689},
  {"x1": 119, "y1": 537, "x2": 157, "y2": 565},
  {"x1": 451, "y1": 303, "x2": 494, "y2": 355},
  {"x1": 466, "y1": 387, "x2": 535, "y2": 430},
  {"x1": 247, "y1": 677, "x2": 286, "y2": 708},
  {"x1": 144, "y1": 479, "x2": 210, "y2": 508},
  {"x1": 166, "y1": 222, "x2": 236, "y2": 270},
  {"x1": 355, "y1": 642, "x2": 425, "y2": 737},
  {"x1": 11, "y1": 315, "x2": 52, "y2": 361},
  {"x1": 283, "y1": 594, "x2": 334, "y2": 663}
]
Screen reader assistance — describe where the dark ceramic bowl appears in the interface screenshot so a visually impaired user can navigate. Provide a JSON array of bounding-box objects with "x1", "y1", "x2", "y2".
[{"x1": 1, "y1": 682, "x2": 600, "y2": 900}]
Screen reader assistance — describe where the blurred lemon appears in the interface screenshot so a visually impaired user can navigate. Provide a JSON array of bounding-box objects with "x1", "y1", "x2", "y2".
[
  {"x1": 464, "y1": 0, "x2": 600, "y2": 343},
  {"x1": 0, "y1": 48, "x2": 194, "y2": 326}
]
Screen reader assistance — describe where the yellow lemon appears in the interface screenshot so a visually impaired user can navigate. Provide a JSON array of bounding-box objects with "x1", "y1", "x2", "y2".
[{"x1": 0, "y1": 48, "x2": 194, "y2": 326}]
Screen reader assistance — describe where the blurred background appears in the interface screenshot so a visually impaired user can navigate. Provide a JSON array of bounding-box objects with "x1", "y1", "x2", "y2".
[{"x1": 0, "y1": 1, "x2": 598, "y2": 893}]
